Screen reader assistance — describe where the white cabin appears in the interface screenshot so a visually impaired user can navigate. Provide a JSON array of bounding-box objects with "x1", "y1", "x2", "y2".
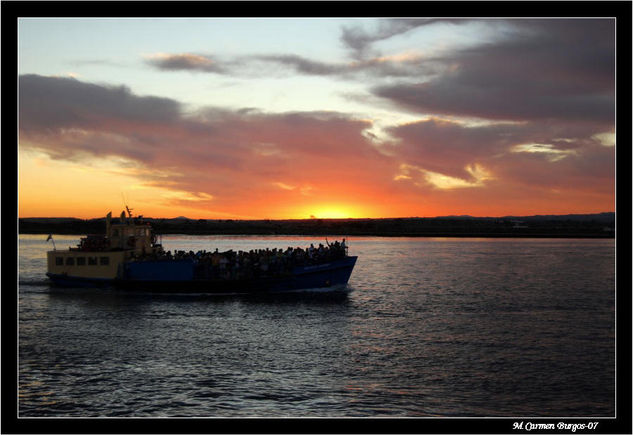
[{"x1": 46, "y1": 210, "x2": 163, "y2": 280}]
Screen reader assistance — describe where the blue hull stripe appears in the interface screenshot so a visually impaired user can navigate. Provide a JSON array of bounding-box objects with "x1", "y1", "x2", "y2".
[{"x1": 47, "y1": 256, "x2": 357, "y2": 293}]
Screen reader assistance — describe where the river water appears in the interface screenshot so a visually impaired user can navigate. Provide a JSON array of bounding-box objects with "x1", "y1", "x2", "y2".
[{"x1": 18, "y1": 235, "x2": 615, "y2": 417}]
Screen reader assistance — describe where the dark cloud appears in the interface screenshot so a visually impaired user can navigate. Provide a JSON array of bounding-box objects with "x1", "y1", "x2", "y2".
[
  {"x1": 387, "y1": 116, "x2": 614, "y2": 194},
  {"x1": 18, "y1": 75, "x2": 393, "y2": 209},
  {"x1": 340, "y1": 19, "x2": 463, "y2": 59},
  {"x1": 491, "y1": 145, "x2": 615, "y2": 194},
  {"x1": 141, "y1": 19, "x2": 615, "y2": 128},
  {"x1": 18, "y1": 74, "x2": 614, "y2": 217},
  {"x1": 145, "y1": 53, "x2": 225, "y2": 73},
  {"x1": 19, "y1": 74, "x2": 181, "y2": 133},
  {"x1": 373, "y1": 19, "x2": 615, "y2": 124},
  {"x1": 146, "y1": 52, "x2": 440, "y2": 79},
  {"x1": 255, "y1": 54, "x2": 343, "y2": 76},
  {"x1": 388, "y1": 118, "x2": 525, "y2": 180},
  {"x1": 262, "y1": 53, "x2": 444, "y2": 78},
  {"x1": 143, "y1": 19, "x2": 458, "y2": 78}
]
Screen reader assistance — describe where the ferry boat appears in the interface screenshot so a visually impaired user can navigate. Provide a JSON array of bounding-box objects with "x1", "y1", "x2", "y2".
[{"x1": 46, "y1": 210, "x2": 357, "y2": 294}]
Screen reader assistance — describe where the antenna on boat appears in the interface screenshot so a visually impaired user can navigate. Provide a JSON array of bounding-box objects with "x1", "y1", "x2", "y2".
[
  {"x1": 122, "y1": 192, "x2": 133, "y2": 219},
  {"x1": 46, "y1": 233, "x2": 56, "y2": 250}
]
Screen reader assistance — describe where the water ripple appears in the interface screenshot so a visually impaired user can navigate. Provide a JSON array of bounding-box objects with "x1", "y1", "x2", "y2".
[{"x1": 18, "y1": 236, "x2": 615, "y2": 417}]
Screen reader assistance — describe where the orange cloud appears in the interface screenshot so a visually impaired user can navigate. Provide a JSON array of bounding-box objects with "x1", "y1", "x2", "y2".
[{"x1": 18, "y1": 75, "x2": 614, "y2": 219}]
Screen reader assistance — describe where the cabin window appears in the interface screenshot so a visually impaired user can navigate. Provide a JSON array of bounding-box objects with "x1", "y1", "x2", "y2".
[
  {"x1": 88, "y1": 257, "x2": 97, "y2": 265},
  {"x1": 100, "y1": 257, "x2": 110, "y2": 266},
  {"x1": 77, "y1": 257, "x2": 86, "y2": 266},
  {"x1": 66, "y1": 257, "x2": 75, "y2": 266},
  {"x1": 55, "y1": 257, "x2": 63, "y2": 266}
]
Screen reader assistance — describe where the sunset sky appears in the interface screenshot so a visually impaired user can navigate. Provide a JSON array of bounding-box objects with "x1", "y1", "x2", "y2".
[{"x1": 18, "y1": 18, "x2": 615, "y2": 219}]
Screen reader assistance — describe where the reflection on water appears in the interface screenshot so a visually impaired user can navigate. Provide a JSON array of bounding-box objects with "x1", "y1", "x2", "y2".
[{"x1": 18, "y1": 235, "x2": 615, "y2": 417}]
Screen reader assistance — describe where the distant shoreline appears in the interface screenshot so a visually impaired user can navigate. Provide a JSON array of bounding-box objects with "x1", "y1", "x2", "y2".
[{"x1": 18, "y1": 213, "x2": 615, "y2": 239}]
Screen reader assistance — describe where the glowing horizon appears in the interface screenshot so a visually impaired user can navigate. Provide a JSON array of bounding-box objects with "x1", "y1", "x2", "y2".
[{"x1": 18, "y1": 18, "x2": 615, "y2": 220}]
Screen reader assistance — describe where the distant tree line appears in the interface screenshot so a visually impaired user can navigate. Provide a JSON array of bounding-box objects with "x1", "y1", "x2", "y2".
[{"x1": 19, "y1": 214, "x2": 615, "y2": 238}]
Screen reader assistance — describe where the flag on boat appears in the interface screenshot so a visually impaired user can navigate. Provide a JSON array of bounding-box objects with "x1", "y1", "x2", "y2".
[{"x1": 46, "y1": 234, "x2": 53, "y2": 242}]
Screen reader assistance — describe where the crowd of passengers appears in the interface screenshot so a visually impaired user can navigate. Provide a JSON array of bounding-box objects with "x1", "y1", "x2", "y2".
[{"x1": 130, "y1": 240, "x2": 347, "y2": 280}]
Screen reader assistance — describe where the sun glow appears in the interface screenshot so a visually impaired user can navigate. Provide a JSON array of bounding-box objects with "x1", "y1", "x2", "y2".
[
  {"x1": 312, "y1": 209, "x2": 349, "y2": 219},
  {"x1": 303, "y1": 205, "x2": 359, "y2": 219}
]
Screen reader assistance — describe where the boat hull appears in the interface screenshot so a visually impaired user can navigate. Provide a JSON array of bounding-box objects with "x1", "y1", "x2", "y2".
[
  {"x1": 47, "y1": 256, "x2": 357, "y2": 294},
  {"x1": 45, "y1": 273, "x2": 113, "y2": 288}
]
